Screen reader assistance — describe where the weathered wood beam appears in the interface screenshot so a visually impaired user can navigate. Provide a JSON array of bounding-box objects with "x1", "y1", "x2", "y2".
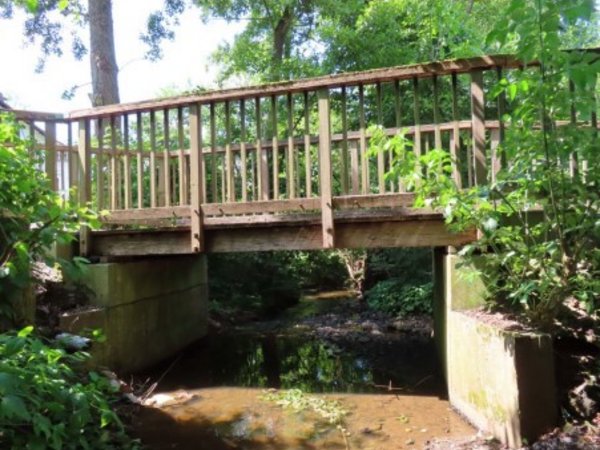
[{"x1": 318, "y1": 89, "x2": 335, "y2": 248}]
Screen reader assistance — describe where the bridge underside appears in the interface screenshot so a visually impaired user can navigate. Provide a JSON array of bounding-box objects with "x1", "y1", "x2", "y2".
[{"x1": 89, "y1": 206, "x2": 476, "y2": 257}]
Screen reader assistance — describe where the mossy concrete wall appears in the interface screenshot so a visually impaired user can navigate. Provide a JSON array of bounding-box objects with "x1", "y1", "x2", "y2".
[
  {"x1": 59, "y1": 255, "x2": 208, "y2": 373},
  {"x1": 434, "y1": 250, "x2": 557, "y2": 448}
]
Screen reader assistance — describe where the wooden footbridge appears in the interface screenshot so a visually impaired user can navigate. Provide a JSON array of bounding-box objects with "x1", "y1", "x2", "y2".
[{"x1": 6, "y1": 54, "x2": 541, "y2": 257}]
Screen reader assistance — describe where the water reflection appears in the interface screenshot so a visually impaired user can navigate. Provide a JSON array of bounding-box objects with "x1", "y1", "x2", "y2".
[{"x1": 150, "y1": 333, "x2": 439, "y2": 395}]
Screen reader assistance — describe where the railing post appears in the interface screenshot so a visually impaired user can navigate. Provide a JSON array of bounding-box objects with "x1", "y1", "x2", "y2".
[
  {"x1": 189, "y1": 103, "x2": 205, "y2": 253},
  {"x1": 470, "y1": 69, "x2": 487, "y2": 185},
  {"x1": 44, "y1": 121, "x2": 57, "y2": 191},
  {"x1": 77, "y1": 119, "x2": 92, "y2": 256},
  {"x1": 318, "y1": 89, "x2": 335, "y2": 248}
]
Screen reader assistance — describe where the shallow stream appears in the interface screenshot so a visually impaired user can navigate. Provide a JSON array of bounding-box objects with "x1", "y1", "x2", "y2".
[{"x1": 132, "y1": 296, "x2": 475, "y2": 449}]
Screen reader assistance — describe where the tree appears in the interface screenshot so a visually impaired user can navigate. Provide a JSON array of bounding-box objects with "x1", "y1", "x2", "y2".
[
  {"x1": 143, "y1": 0, "x2": 511, "y2": 83},
  {"x1": 0, "y1": 0, "x2": 120, "y2": 106},
  {"x1": 370, "y1": 0, "x2": 599, "y2": 326}
]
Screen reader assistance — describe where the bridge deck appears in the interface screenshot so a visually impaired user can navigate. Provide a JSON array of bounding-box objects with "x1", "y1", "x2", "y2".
[
  {"x1": 6, "y1": 52, "x2": 593, "y2": 256},
  {"x1": 91, "y1": 201, "x2": 475, "y2": 256}
]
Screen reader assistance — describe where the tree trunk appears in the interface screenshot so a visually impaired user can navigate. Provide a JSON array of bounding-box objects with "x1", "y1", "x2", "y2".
[
  {"x1": 271, "y1": 6, "x2": 293, "y2": 80},
  {"x1": 88, "y1": 0, "x2": 120, "y2": 106}
]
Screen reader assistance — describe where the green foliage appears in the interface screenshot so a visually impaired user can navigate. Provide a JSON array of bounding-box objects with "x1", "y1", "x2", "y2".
[
  {"x1": 0, "y1": 113, "x2": 97, "y2": 325},
  {"x1": 366, "y1": 281, "x2": 433, "y2": 317},
  {"x1": 0, "y1": 327, "x2": 139, "y2": 449},
  {"x1": 262, "y1": 388, "x2": 348, "y2": 426},
  {"x1": 208, "y1": 250, "x2": 348, "y2": 316},
  {"x1": 370, "y1": 0, "x2": 600, "y2": 327}
]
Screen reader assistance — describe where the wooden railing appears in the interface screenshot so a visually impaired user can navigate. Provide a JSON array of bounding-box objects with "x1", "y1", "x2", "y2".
[{"x1": 6, "y1": 52, "x2": 593, "y2": 255}]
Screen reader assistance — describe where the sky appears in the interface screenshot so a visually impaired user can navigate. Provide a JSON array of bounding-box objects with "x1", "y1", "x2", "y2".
[{"x1": 0, "y1": 0, "x2": 243, "y2": 113}]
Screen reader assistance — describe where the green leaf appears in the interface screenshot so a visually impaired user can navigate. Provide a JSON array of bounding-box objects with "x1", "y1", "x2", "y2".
[
  {"x1": 2, "y1": 395, "x2": 30, "y2": 420},
  {"x1": 18, "y1": 326, "x2": 34, "y2": 338}
]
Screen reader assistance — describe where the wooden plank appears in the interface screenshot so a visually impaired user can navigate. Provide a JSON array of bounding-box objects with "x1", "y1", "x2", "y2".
[
  {"x1": 271, "y1": 95, "x2": 279, "y2": 199},
  {"x1": 110, "y1": 116, "x2": 118, "y2": 210},
  {"x1": 412, "y1": 77, "x2": 422, "y2": 163},
  {"x1": 318, "y1": 89, "x2": 335, "y2": 248},
  {"x1": 450, "y1": 73, "x2": 462, "y2": 188},
  {"x1": 210, "y1": 102, "x2": 217, "y2": 202},
  {"x1": 78, "y1": 119, "x2": 91, "y2": 256},
  {"x1": 177, "y1": 106, "x2": 187, "y2": 205},
  {"x1": 163, "y1": 109, "x2": 171, "y2": 206},
  {"x1": 432, "y1": 75, "x2": 442, "y2": 149},
  {"x1": 136, "y1": 112, "x2": 144, "y2": 209},
  {"x1": 96, "y1": 118, "x2": 105, "y2": 209},
  {"x1": 90, "y1": 219, "x2": 476, "y2": 256},
  {"x1": 123, "y1": 114, "x2": 132, "y2": 209},
  {"x1": 340, "y1": 86, "x2": 349, "y2": 194},
  {"x1": 149, "y1": 110, "x2": 157, "y2": 207},
  {"x1": 44, "y1": 121, "x2": 57, "y2": 190},
  {"x1": 287, "y1": 93, "x2": 296, "y2": 199},
  {"x1": 393, "y1": 80, "x2": 403, "y2": 191},
  {"x1": 256, "y1": 98, "x2": 269, "y2": 200},
  {"x1": 240, "y1": 99, "x2": 248, "y2": 202},
  {"x1": 376, "y1": 82, "x2": 385, "y2": 194},
  {"x1": 471, "y1": 70, "x2": 487, "y2": 185},
  {"x1": 490, "y1": 128, "x2": 501, "y2": 183},
  {"x1": 70, "y1": 54, "x2": 526, "y2": 119},
  {"x1": 203, "y1": 198, "x2": 320, "y2": 216},
  {"x1": 189, "y1": 103, "x2": 204, "y2": 252},
  {"x1": 304, "y1": 91, "x2": 312, "y2": 197},
  {"x1": 225, "y1": 101, "x2": 234, "y2": 202},
  {"x1": 349, "y1": 140, "x2": 360, "y2": 194},
  {"x1": 359, "y1": 84, "x2": 368, "y2": 194},
  {"x1": 68, "y1": 122, "x2": 78, "y2": 195},
  {"x1": 333, "y1": 193, "x2": 415, "y2": 210}
]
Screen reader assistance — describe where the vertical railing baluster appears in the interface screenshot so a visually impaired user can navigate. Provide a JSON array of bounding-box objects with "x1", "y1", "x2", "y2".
[
  {"x1": 150, "y1": 110, "x2": 157, "y2": 207},
  {"x1": 97, "y1": 118, "x2": 105, "y2": 209},
  {"x1": 177, "y1": 106, "x2": 187, "y2": 205},
  {"x1": 136, "y1": 112, "x2": 144, "y2": 209},
  {"x1": 225, "y1": 101, "x2": 234, "y2": 202},
  {"x1": 393, "y1": 79, "x2": 403, "y2": 192},
  {"x1": 318, "y1": 89, "x2": 334, "y2": 248},
  {"x1": 78, "y1": 119, "x2": 91, "y2": 256},
  {"x1": 450, "y1": 74, "x2": 462, "y2": 188},
  {"x1": 210, "y1": 102, "x2": 217, "y2": 202},
  {"x1": 432, "y1": 75, "x2": 442, "y2": 150},
  {"x1": 68, "y1": 121, "x2": 78, "y2": 198},
  {"x1": 110, "y1": 116, "x2": 118, "y2": 210},
  {"x1": 304, "y1": 91, "x2": 312, "y2": 198},
  {"x1": 376, "y1": 82, "x2": 385, "y2": 194},
  {"x1": 163, "y1": 109, "x2": 171, "y2": 207},
  {"x1": 470, "y1": 69, "x2": 487, "y2": 185},
  {"x1": 271, "y1": 95, "x2": 279, "y2": 199},
  {"x1": 257, "y1": 97, "x2": 269, "y2": 200},
  {"x1": 341, "y1": 86, "x2": 349, "y2": 195},
  {"x1": 44, "y1": 121, "x2": 57, "y2": 191},
  {"x1": 496, "y1": 68, "x2": 508, "y2": 174},
  {"x1": 240, "y1": 99, "x2": 248, "y2": 202},
  {"x1": 189, "y1": 103, "x2": 204, "y2": 252},
  {"x1": 287, "y1": 93, "x2": 295, "y2": 199},
  {"x1": 123, "y1": 114, "x2": 132, "y2": 209},
  {"x1": 359, "y1": 84, "x2": 368, "y2": 194},
  {"x1": 412, "y1": 77, "x2": 422, "y2": 176}
]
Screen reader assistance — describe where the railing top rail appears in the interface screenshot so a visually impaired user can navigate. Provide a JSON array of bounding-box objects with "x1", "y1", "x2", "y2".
[
  {"x1": 68, "y1": 53, "x2": 525, "y2": 120},
  {"x1": 0, "y1": 108, "x2": 65, "y2": 122}
]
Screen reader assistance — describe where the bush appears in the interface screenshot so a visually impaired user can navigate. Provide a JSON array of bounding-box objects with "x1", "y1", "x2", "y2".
[
  {"x1": 0, "y1": 327, "x2": 138, "y2": 450},
  {"x1": 365, "y1": 280, "x2": 433, "y2": 317}
]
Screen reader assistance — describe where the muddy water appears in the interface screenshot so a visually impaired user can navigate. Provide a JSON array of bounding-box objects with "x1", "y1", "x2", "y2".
[{"x1": 133, "y1": 300, "x2": 475, "y2": 449}]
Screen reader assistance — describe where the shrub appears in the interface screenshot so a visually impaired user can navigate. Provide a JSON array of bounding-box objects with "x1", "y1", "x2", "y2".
[
  {"x1": 0, "y1": 327, "x2": 138, "y2": 450},
  {"x1": 365, "y1": 280, "x2": 433, "y2": 317}
]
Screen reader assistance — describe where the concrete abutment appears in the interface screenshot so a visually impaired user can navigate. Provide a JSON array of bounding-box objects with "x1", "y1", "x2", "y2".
[
  {"x1": 433, "y1": 248, "x2": 557, "y2": 448},
  {"x1": 59, "y1": 255, "x2": 208, "y2": 373}
]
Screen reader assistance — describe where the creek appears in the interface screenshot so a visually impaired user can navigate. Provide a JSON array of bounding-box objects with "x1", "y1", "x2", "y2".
[{"x1": 131, "y1": 294, "x2": 476, "y2": 449}]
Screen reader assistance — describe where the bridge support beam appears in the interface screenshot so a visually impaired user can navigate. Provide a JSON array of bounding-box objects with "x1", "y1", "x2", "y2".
[
  {"x1": 59, "y1": 255, "x2": 208, "y2": 373},
  {"x1": 433, "y1": 248, "x2": 557, "y2": 448}
]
